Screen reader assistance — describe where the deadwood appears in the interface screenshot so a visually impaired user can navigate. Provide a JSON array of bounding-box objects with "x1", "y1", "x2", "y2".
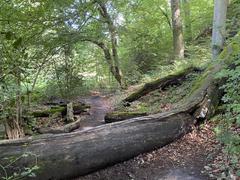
[
  {"x1": 37, "y1": 116, "x2": 84, "y2": 134},
  {"x1": 123, "y1": 66, "x2": 201, "y2": 103}
]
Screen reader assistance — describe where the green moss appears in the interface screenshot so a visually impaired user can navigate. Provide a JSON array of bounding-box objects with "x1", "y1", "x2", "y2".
[
  {"x1": 32, "y1": 107, "x2": 65, "y2": 117},
  {"x1": 49, "y1": 107, "x2": 65, "y2": 114},
  {"x1": 190, "y1": 68, "x2": 211, "y2": 94}
]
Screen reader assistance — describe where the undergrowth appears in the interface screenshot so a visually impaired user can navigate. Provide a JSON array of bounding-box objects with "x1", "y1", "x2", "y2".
[{"x1": 214, "y1": 51, "x2": 240, "y2": 178}]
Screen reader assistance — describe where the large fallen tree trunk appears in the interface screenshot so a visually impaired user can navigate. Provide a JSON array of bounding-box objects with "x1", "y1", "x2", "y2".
[
  {"x1": 123, "y1": 66, "x2": 201, "y2": 103},
  {"x1": 0, "y1": 112, "x2": 194, "y2": 180}
]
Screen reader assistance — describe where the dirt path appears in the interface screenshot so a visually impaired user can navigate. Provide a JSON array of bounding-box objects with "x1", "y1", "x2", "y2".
[{"x1": 77, "y1": 95, "x2": 112, "y2": 131}]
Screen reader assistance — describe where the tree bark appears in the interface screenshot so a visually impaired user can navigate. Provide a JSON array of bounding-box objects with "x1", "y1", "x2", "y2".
[
  {"x1": 67, "y1": 102, "x2": 74, "y2": 122},
  {"x1": 6, "y1": 69, "x2": 24, "y2": 139},
  {"x1": 212, "y1": 0, "x2": 228, "y2": 59},
  {"x1": 171, "y1": 0, "x2": 185, "y2": 59},
  {"x1": 96, "y1": 1, "x2": 125, "y2": 88}
]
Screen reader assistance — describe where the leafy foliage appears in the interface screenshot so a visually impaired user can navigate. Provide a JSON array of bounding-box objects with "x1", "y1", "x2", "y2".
[
  {"x1": 215, "y1": 35, "x2": 240, "y2": 176},
  {"x1": 0, "y1": 152, "x2": 39, "y2": 180}
]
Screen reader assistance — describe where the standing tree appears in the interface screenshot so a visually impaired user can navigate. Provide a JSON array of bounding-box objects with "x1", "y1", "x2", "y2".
[
  {"x1": 96, "y1": 1, "x2": 124, "y2": 87},
  {"x1": 212, "y1": 0, "x2": 228, "y2": 59},
  {"x1": 171, "y1": 0, "x2": 185, "y2": 59}
]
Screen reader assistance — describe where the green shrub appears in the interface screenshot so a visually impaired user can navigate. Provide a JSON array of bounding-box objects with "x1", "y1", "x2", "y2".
[{"x1": 216, "y1": 52, "x2": 240, "y2": 177}]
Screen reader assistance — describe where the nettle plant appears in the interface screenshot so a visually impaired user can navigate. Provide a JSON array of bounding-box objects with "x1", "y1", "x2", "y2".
[{"x1": 0, "y1": 152, "x2": 39, "y2": 180}]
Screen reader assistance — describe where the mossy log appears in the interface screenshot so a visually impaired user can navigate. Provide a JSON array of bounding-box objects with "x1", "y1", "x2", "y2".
[
  {"x1": 31, "y1": 107, "x2": 65, "y2": 117},
  {"x1": 123, "y1": 66, "x2": 202, "y2": 103},
  {"x1": 72, "y1": 104, "x2": 90, "y2": 115},
  {"x1": 31, "y1": 104, "x2": 90, "y2": 117},
  {"x1": 105, "y1": 111, "x2": 148, "y2": 123}
]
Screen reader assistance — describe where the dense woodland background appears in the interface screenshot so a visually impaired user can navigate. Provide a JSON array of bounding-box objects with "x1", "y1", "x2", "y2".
[{"x1": 0, "y1": 0, "x2": 240, "y2": 179}]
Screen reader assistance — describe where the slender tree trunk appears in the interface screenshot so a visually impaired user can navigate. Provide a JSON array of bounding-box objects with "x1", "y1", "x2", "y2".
[
  {"x1": 159, "y1": 6, "x2": 172, "y2": 30},
  {"x1": 212, "y1": 0, "x2": 228, "y2": 59},
  {"x1": 82, "y1": 37, "x2": 124, "y2": 88},
  {"x1": 96, "y1": 1, "x2": 125, "y2": 88},
  {"x1": 67, "y1": 102, "x2": 74, "y2": 123},
  {"x1": 5, "y1": 69, "x2": 24, "y2": 139},
  {"x1": 171, "y1": 0, "x2": 185, "y2": 59},
  {"x1": 182, "y1": 0, "x2": 192, "y2": 42}
]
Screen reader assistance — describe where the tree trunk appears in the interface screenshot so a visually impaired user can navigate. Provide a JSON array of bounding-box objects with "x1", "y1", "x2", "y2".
[
  {"x1": 96, "y1": 1, "x2": 125, "y2": 88},
  {"x1": 171, "y1": 0, "x2": 185, "y2": 59},
  {"x1": 182, "y1": 0, "x2": 192, "y2": 42},
  {"x1": 6, "y1": 70, "x2": 24, "y2": 139},
  {"x1": 67, "y1": 102, "x2": 74, "y2": 123},
  {"x1": 212, "y1": 0, "x2": 228, "y2": 59},
  {"x1": 5, "y1": 118, "x2": 24, "y2": 140},
  {"x1": 82, "y1": 38, "x2": 124, "y2": 88}
]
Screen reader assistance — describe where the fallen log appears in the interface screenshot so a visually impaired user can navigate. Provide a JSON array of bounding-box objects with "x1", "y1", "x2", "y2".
[
  {"x1": 123, "y1": 66, "x2": 201, "y2": 103},
  {"x1": 31, "y1": 103, "x2": 90, "y2": 118},
  {"x1": 105, "y1": 111, "x2": 148, "y2": 123},
  {"x1": 31, "y1": 107, "x2": 65, "y2": 117},
  {"x1": 0, "y1": 112, "x2": 194, "y2": 180},
  {"x1": 37, "y1": 116, "x2": 84, "y2": 134}
]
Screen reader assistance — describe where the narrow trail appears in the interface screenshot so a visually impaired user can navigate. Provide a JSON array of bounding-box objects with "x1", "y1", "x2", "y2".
[{"x1": 78, "y1": 95, "x2": 112, "y2": 131}]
